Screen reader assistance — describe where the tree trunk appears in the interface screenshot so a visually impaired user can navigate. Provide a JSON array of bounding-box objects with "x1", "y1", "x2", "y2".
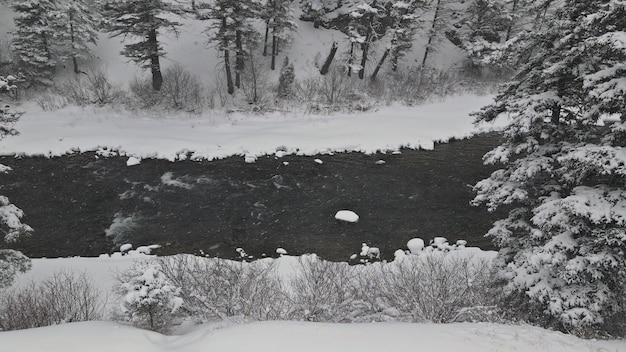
[
  {"x1": 235, "y1": 30, "x2": 243, "y2": 89},
  {"x1": 220, "y1": 18, "x2": 234, "y2": 95},
  {"x1": 358, "y1": 42, "x2": 368, "y2": 79},
  {"x1": 148, "y1": 29, "x2": 163, "y2": 91},
  {"x1": 505, "y1": 0, "x2": 518, "y2": 41},
  {"x1": 551, "y1": 103, "x2": 560, "y2": 124},
  {"x1": 320, "y1": 41, "x2": 338, "y2": 75},
  {"x1": 69, "y1": 11, "x2": 81, "y2": 74},
  {"x1": 224, "y1": 48, "x2": 234, "y2": 95},
  {"x1": 421, "y1": 0, "x2": 442, "y2": 68},
  {"x1": 271, "y1": 32, "x2": 277, "y2": 70},
  {"x1": 391, "y1": 49, "x2": 399, "y2": 72},
  {"x1": 263, "y1": 20, "x2": 270, "y2": 56},
  {"x1": 371, "y1": 47, "x2": 389, "y2": 81},
  {"x1": 347, "y1": 43, "x2": 354, "y2": 77}
]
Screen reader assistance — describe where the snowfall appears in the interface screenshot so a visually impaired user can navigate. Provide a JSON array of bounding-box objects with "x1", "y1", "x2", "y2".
[{"x1": 2, "y1": 4, "x2": 626, "y2": 351}]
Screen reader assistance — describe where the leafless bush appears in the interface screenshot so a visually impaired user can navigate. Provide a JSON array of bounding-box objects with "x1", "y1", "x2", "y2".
[
  {"x1": 158, "y1": 255, "x2": 288, "y2": 322},
  {"x1": 160, "y1": 65, "x2": 206, "y2": 112},
  {"x1": 370, "y1": 254, "x2": 497, "y2": 323},
  {"x1": 0, "y1": 270, "x2": 106, "y2": 331},
  {"x1": 288, "y1": 254, "x2": 357, "y2": 322},
  {"x1": 53, "y1": 69, "x2": 122, "y2": 106},
  {"x1": 87, "y1": 68, "x2": 121, "y2": 105},
  {"x1": 130, "y1": 66, "x2": 207, "y2": 112},
  {"x1": 35, "y1": 91, "x2": 69, "y2": 111},
  {"x1": 55, "y1": 75, "x2": 91, "y2": 105}
]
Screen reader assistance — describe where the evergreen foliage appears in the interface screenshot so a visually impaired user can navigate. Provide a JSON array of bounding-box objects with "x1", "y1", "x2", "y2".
[
  {"x1": 277, "y1": 56, "x2": 295, "y2": 98},
  {"x1": 473, "y1": 0, "x2": 626, "y2": 332},
  {"x1": 0, "y1": 74, "x2": 32, "y2": 290},
  {"x1": 197, "y1": 0, "x2": 260, "y2": 94},
  {"x1": 52, "y1": 0, "x2": 100, "y2": 74},
  {"x1": 100, "y1": 0, "x2": 186, "y2": 91},
  {"x1": 11, "y1": 0, "x2": 57, "y2": 87},
  {"x1": 261, "y1": 0, "x2": 297, "y2": 70},
  {"x1": 118, "y1": 263, "x2": 183, "y2": 333}
]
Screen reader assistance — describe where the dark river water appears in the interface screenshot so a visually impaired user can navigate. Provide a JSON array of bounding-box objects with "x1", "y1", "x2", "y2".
[{"x1": 0, "y1": 133, "x2": 503, "y2": 262}]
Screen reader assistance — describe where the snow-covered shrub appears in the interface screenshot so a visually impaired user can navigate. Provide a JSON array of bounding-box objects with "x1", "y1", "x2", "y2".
[
  {"x1": 288, "y1": 254, "x2": 357, "y2": 322},
  {"x1": 0, "y1": 270, "x2": 105, "y2": 331},
  {"x1": 158, "y1": 255, "x2": 287, "y2": 322},
  {"x1": 0, "y1": 74, "x2": 31, "y2": 290},
  {"x1": 116, "y1": 262, "x2": 183, "y2": 333}
]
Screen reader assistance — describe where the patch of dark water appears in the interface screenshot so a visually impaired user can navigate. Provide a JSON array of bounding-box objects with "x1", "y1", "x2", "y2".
[{"x1": 0, "y1": 133, "x2": 503, "y2": 261}]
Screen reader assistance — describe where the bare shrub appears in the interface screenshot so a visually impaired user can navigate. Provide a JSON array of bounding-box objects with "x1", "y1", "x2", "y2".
[
  {"x1": 35, "y1": 91, "x2": 69, "y2": 111},
  {"x1": 369, "y1": 253, "x2": 497, "y2": 323},
  {"x1": 158, "y1": 255, "x2": 288, "y2": 322},
  {"x1": 129, "y1": 76, "x2": 160, "y2": 109},
  {"x1": 87, "y1": 68, "x2": 121, "y2": 105},
  {"x1": 160, "y1": 65, "x2": 206, "y2": 112},
  {"x1": 55, "y1": 75, "x2": 91, "y2": 105},
  {"x1": 130, "y1": 66, "x2": 207, "y2": 112},
  {"x1": 0, "y1": 270, "x2": 105, "y2": 331},
  {"x1": 53, "y1": 69, "x2": 122, "y2": 106},
  {"x1": 288, "y1": 254, "x2": 357, "y2": 322}
]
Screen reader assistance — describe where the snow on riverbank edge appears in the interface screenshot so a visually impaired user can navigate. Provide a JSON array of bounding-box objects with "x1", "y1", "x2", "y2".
[{"x1": 0, "y1": 95, "x2": 500, "y2": 161}]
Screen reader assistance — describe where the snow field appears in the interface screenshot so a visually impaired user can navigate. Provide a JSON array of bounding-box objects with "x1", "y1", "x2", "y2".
[
  {"x1": 0, "y1": 94, "x2": 499, "y2": 161},
  {"x1": 2, "y1": 319, "x2": 621, "y2": 352}
]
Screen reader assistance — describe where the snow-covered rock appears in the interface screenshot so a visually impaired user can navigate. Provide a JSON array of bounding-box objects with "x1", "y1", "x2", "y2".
[
  {"x1": 407, "y1": 238, "x2": 425, "y2": 254},
  {"x1": 126, "y1": 157, "x2": 141, "y2": 166},
  {"x1": 335, "y1": 210, "x2": 359, "y2": 223}
]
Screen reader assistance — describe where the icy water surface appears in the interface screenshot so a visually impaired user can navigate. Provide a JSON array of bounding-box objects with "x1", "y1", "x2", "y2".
[{"x1": 0, "y1": 133, "x2": 502, "y2": 261}]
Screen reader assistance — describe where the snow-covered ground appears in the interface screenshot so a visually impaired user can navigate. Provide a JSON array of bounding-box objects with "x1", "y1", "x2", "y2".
[
  {"x1": 2, "y1": 249, "x2": 624, "y2": 351},
  {"x1": 3, "y1": 319, "x2": 623, "y2": 352},
  {"x1": 1, "y1": 94, "x2": 498, "y2": 161}
]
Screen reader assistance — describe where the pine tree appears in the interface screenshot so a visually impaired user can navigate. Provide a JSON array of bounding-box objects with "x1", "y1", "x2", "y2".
[
  {"x1": 473, "y1": 0, "x2": 626, "y2": 331},
  {"x1": 261, "y1": 0, "x2": 297, "y2": 70},
  {"x1": 0, "y1": 74, "x2": 32, "y2": 290},
  {"x1": 347, "y1": 2, "x2": 385, "y2": 79},
  {"x1": 11, "y1": 0, "x2": 57, "y2": 87},
  {"x1": 100, "y1": 0, "x2": 186, "y2": 91},
  {"x1": 52, "y1": 0, "x2": 100, "y2": 74},
  {"x1": 119, "y1": 263, "x2": 183, "y2": 333},
  {"x1": 372, "y1": 0, "x2": 427, "y2": 79},
  {"x1": 277, "y1": 56, "x2": 295, "y2": 98}
]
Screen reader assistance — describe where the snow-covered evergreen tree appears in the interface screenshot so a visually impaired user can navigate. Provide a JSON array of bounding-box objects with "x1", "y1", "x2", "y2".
[
  {"x1": 473, "y1": 0, "x2": 626, "y2": 331},
  {"x1": 0, "y1": 74, "x2": 32, "y2": 290},
  {"x1": 11, "y1": 0, "x2": 57, "y2": 87},
  {"x1": 261, "y1": 0, "x2": 297, "y2": 70},
  {"x1": 100, "y1": 0, "x2": 186, "y2": 91},
  {"x1": 197, "y1": 0, "x2": 260, "y2": 93},
  {"x1": 119, "y1": 263, "x2": 183, "y2": 333},
  {"x1": 52, "y1": 0, "x2": 100, "y2": 74},
  {"x1": 346, "y1": 2, "x2": 385, "y2": 79},
  {"x1": 277, "y1": 56, "x2": 295, "y2": 98}
]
